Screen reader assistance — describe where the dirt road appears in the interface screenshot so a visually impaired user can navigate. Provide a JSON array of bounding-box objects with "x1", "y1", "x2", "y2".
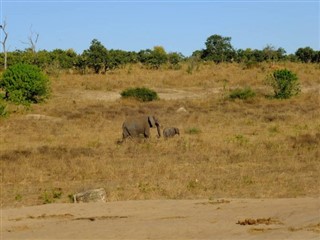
[{"x1": 2, "y1": 198, "x2": 319, "y2": 239}]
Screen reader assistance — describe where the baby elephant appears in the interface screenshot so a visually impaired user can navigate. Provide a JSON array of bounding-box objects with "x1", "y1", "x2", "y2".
[{"x1": 163, "y1": 127, "x2": 180, "y2": 138}]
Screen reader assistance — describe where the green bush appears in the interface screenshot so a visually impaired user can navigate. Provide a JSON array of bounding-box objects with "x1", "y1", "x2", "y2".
[
  {"x1": 229, "y1": 87, "x2": 256, "y2": 100},
  {"x1": 265, "y1": 69, "x2": 300, "y2": 99},
  {"x1": 121, "y1": 87, "x2": 159, "y2": 102},
  {"x1": 0, "y1": 63, "x2": 50, "y2": 104},
  {"x1": 0, "y1": 100, "x2": 8, "y2": 117}
]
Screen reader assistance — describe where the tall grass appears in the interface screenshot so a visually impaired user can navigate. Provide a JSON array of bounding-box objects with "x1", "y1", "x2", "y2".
[{"x1": 1, "y1": 62, "x2": 319, "y2": 207}]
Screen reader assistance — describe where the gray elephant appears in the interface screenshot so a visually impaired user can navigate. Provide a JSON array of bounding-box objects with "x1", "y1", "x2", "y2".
[
  {"x1": 122, "y1": 115, "x2": 161, "y2": 139},
  {"x1": 163, "y1": 127, "x2": 180, "y2": 138}
]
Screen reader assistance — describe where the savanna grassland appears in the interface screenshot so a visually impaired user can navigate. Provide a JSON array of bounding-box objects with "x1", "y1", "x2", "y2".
[{"x1": 1, "y1": 62, "x2": 319, "y2": 208}]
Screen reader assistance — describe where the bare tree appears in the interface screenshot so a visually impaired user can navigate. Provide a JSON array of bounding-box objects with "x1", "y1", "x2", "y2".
[
  {"x1": 22, "y1": 25, "x2": 39, "y2": 53},
  {"x1": 0, "y1": 20, "x2": 8, "y2": 69}
]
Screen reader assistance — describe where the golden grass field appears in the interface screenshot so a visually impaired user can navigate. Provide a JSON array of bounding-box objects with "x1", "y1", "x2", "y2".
[{"x1": 1, "y1": 62, "x2": 319, "y2": 207}]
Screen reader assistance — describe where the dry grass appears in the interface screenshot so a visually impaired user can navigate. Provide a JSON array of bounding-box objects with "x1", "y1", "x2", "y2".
[{"x1": 1, "y1": 62, "x2": 319, "y2": 207}]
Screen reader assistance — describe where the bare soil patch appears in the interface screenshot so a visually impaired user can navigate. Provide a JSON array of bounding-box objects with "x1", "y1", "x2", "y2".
[{"x1": 2, "y1": 198, "x2": 319, "y2": 240}]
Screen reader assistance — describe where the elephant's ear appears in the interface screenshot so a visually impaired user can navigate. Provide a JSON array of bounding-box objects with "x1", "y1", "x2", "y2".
[{"x1": 148, "y1": 116, "x2": 156, "y2": 127}]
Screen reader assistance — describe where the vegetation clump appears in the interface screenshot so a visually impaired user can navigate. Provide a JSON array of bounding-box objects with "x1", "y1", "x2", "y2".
[
  {"x1": 229, "y1": 87, "x2": 256, "y2": 100},
  {"x1": 0, "y1": 63, "x2": 50, "y2": 104},
  {"x1": 120, "y1": 87, "x2": 159, "y2": 102},
  {"x1": 265, "y1": 69, "x2": 300, "y2": 99},
  {"x1": 0, "y1": 100, "x2": 8, "y2": 117}
]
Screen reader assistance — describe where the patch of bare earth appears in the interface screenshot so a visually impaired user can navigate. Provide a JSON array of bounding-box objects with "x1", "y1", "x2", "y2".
[{"x1": 2, "y1": 198, "x2": 319, "y2": 239}]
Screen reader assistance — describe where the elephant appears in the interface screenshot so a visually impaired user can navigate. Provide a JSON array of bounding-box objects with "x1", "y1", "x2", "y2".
[
  {"x1": 163, "y1": 127, "x2": 180, "y2": 138},
  {"x1": 122, "y1": 115, "x2": 161, "y2": 139}
]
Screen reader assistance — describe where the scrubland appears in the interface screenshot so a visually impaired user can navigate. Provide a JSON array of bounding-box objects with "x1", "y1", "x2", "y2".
[{"x1": 1, "y1": 62, "x2": 319, "y2": 207}]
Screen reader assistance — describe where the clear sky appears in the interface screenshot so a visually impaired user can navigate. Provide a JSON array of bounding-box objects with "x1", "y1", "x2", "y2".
[{"x1": 1, "y1": 0, "x2": 319, "y2": 56}]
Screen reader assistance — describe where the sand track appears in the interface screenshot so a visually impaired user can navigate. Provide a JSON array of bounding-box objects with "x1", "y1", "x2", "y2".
[
  {"x1": 53, "y1": 85, "x2": 320, "y2": 103},
  {"x1": 2, "y1": 198, "x2": 319, "y2": 239}
]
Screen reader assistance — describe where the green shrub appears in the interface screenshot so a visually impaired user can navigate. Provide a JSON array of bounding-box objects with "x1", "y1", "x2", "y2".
[
  {"x1": 41, "y1": 188, "x2": 63, "y2": 204},
  {"x1": 0, "y1": 63, "x2": 50, "y2": 104},
  {"x1": 229, "y1": 87, "x2": 256, "y2": 100},
  {"x1": 265, "y1": 69, "x2": 300, "y2": 99},
  {"x1": 0, "y1": 100, "x2": 8, "y2": 117},
  {"x1": 120, "y1": 87, "x2": 159, "y2": 102}
]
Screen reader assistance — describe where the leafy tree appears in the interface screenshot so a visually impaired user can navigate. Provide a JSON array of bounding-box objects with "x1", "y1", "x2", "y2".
[
  {"x1": 202, "y1": 34, "x2": 235, "y2": 63},
  {"x1": 252, "y1": 49, "x2": 265, "y2": 62},
  {"x1": 191, "y1": 50, "x2": 204, "y2": 59},
  {"x1": 312, "y1": 51, "x2": 320, "y2": 63},
  {"x1": 286, "y1": 54, "x2": 299, "y2": 62},
  {"x1": 168, "y1": 52, "x2": 184, "y2": 69},
  {"x1": 236, "y1": 48, "x2": 261, "y2": 67},
  {"x1": 107, "y1": 49, "x2": 138, "y2": 70},
  {"x1": 0, "y1": 63, "x2": 50, "y2": 104},
  {"x1": 83, "y1": 39, "x2": 108, "y2": 73},
  {"x1": 262, "y1": 45, "x2": 286, "y2": 62},
  {"x1": 138, "y1": 46, "x2": 168, "y2": 69},
  {"x1": 50, "y1": 49, "x2": 77, "y2": 69},
  {"x1": 276, "y1": 47, "x2": 287, "y2": 61},
  {"x1": 74, "y1": 54, "x2": 88, "y2": 74},
  {"x1": 148, "y1": 46, "x2": 168, "y2": 69},
  {"x1": 295, "y1": 47, "x2": 314, "y2": 63},
  {"x1": 35, "y1": 50, "x2": 51, "y2": 68},
  {"x1": 138, "y1": 49, "x2": 152, "y2": 64}
]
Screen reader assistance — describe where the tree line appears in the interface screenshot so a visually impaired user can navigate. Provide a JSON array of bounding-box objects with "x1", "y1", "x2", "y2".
[{"x1": 0, "y1": 34, "x2": 319, "y2": 74}]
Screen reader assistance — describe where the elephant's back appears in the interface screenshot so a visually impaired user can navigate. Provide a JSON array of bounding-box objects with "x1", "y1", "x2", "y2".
[{"x1": 123, "y1": 116, "x2": 146, "y2": 125}]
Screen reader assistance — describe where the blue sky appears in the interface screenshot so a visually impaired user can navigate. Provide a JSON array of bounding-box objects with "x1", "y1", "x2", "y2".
[{"x1": 1, "y1": 0, "x2": 319, "y2": 56}]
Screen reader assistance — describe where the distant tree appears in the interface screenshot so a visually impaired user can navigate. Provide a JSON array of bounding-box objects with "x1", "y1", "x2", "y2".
[
  {"x1": 276, "y1": 47, "x2": 287, "y2": 61},
  {"x1": 167, "y1": 52, "x2": 184, "y2": 69},
  {"x1": 83, "y1": 39, "x2": 108, "y2": 73},
  {"x1": 50, "y1": 49, "x2": 77, "y2": 69},
  {"x1": 236, "y1": 48, "x2": 260, "y2": 68},
  {"x1": 0, "y1": 20, "x2": 8, "y2": 69},
  {"x1": 262, "y1": 45, "x2": 286, "y2": 62},
  {"x1": 149, "y1": 46, "x2": 168, "y2": 69},
  {"x1": 34, "y1": 50, "x2": 51, "y2": 68},
  {"x1": 107, "y1": 49, "x2": 138, "y2": 70},
  {"x1": 312, "y1": 51, "x2": 320, "y2": 63},
  {"x1": 191, "y1": 50, "x2": 204, "y2": 59},
  {"x1": 295, "y1": 47, "x2": 314, "y2": 63},
  {"x1": 262, "y1": 45, "x2": 277, "y2": 62},
  {"x1": 236, "y1": 48, "x2": 256, "y2": 63},
  {"x1": 202, "y1": 34, "x2": 236, "y2": 63},
  {"x1": 138, "y1": 49, "x2": 152, "y2": 64},
  {"x1": 138, "y1": 46, "x2": 168, "y2": 69},
  {"x1": 22, "y1": 26, "x2": 39, "y2": 54},
  {"x1": 75, "y1": 54, "x2": 88, "y2": 74},
  {"x1": 2, "y1": 50, "x2": 24, "y2": 67}
]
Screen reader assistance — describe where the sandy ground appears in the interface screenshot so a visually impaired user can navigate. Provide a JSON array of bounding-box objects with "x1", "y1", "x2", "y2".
[
  {"x1": 2, "y1": 198, "x2": 319, "y2": 239},
  {"x1": 50, "y1": 85, "x2": 320, "y2": 106}
]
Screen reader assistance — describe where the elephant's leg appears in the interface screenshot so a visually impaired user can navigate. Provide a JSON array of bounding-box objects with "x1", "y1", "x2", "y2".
[
  {"x1": 122, "y1": 127, "x2": 131, "y2": 139},
  {"x1": 144, "y1": 128, "x2": 150, "y2": 138}
]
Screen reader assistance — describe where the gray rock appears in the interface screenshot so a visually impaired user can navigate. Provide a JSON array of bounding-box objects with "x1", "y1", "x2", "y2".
[
  {"x1": 176, "y1": 107, "x2": 187, "y2": 113},
  {"x1": 73, "y1": 188, "x2": 107, "y2": 203}
]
